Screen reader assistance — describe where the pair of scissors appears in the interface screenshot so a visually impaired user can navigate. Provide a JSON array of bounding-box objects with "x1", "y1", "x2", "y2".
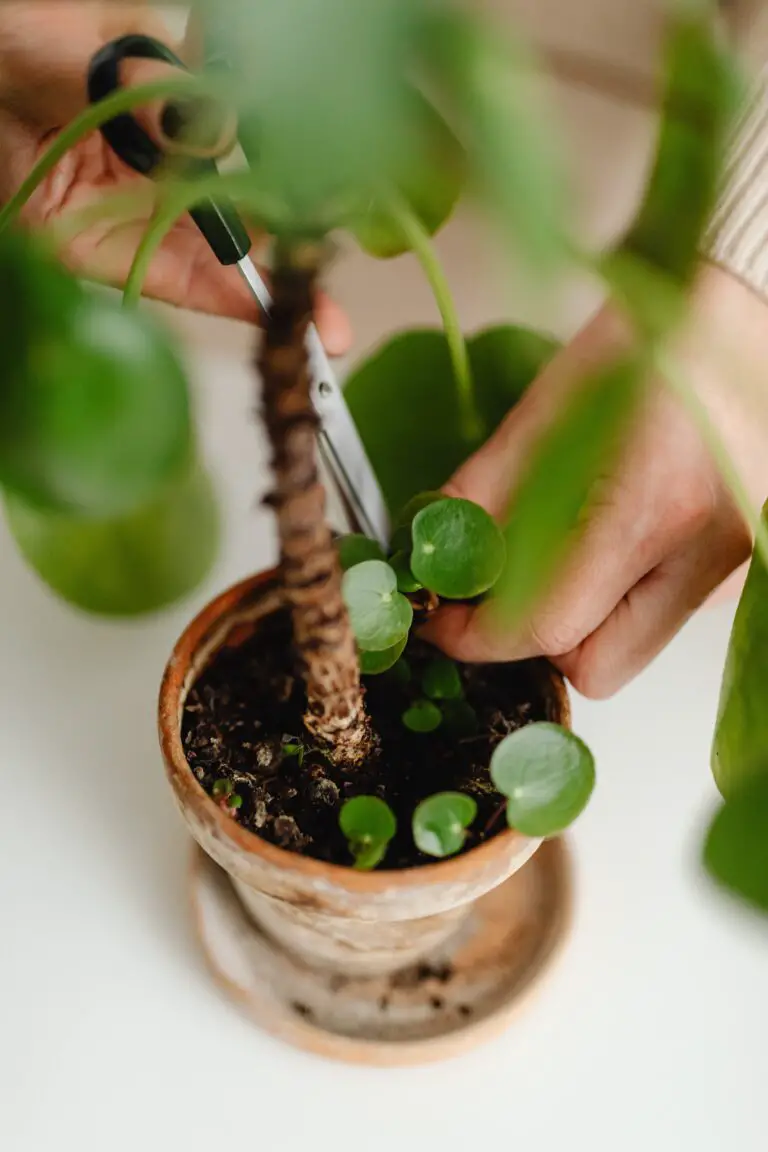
[{"x1": 87, "y1": 33, "x2": 390, "y2": 549}]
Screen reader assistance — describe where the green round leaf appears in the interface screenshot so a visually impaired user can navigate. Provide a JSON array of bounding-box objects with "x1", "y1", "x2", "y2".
[
  {"x1": 3, "y1": 454, "x2": 219, "y2": 616},
  {"x1": 411, "y1": 497, "x2": 505, "y2": 599},
  {"x1": 490, "y1": 722, "x2": 595, "y2": 837},
  {"x1": 703, "y1": 777, "x2": 768, "y2": 915},
  {"x1": 422, "y1": 656, "x2": 463, "y2": 700},
  {"x1": 0, "y1": 278, "x2": 191, "y2": 517},
  {"x1": 345, "y1": 327, "x2": 558, "y2": 517},
  {"x1": 336, "y1": 533, "x2": 385, "y2": 571},
  {"x1": 339, "y1": 795, "x2": 397, "y2": 871},
  {"x1": 360, "y1": 634, "x2": 407, "y2": 675},
  {"x1": 389, "y1": 550, "x2": 422, "y2": 593},
  {"x1": 349, "y1": 89, "x2": 464, "y2": 258},
  {"x1": 412, "y1": 792, "x2": 477, "y2": 858},
  {"x1": 402, "y1": 699, "x2": 443, "y2": 734},
  {"x1": 342, "y1": 560, "x2": 412, "y2": 652}
]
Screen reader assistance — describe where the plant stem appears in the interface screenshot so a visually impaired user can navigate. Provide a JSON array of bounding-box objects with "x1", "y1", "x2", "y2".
[
  {"x1": 658, "y1": 352, "x2": 768, "y2": 571},
  {"x1": 122, "y1": 194, "x2": 187, "y2": 307},
  {"x1": 0, "y1": 77, "x2": 200, "y2": 232},
  {"x1": 386, "y1": 195, "x2": 482, "y2": 443},
  {"x1": 258, "y1": 241, "x2": 373, "y2": 765}
]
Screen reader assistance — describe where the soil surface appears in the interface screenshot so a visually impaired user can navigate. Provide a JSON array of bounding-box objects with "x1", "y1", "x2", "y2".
[{"x1": 182, "y1": 609, "x2": 559, "y2": 868}]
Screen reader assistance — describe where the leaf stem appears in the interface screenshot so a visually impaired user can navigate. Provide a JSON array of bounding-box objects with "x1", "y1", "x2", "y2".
[
  {"x1": 0, "y1": 76, "x2": 200, "y2": 232},
  {"x1": 658, "y1": 352, "x2": 768, "y2": 572},
  {"x1": 122, "y1": 194, "x2": 187, "y2": 307},
  {"x1": 386, "y1": 194, "x2": 482, "y2": 442}
]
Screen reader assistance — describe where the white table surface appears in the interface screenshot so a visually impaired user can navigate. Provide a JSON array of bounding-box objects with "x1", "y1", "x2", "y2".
[{"x1": 3, "y1": 3, "x2": 767, "y2": 1140}]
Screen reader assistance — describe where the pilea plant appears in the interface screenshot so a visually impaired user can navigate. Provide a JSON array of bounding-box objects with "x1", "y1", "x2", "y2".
[
  {"x1": 333, "y1": 494, "x2": 594, "y2": 865},
  {"x1": 0, "y1": 2, "x2": 765, "y2": 904}
]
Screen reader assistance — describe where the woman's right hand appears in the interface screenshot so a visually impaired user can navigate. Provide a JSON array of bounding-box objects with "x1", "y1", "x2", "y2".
[{"x1": 0, "y1": 2, "x2": 351, "y2": 352}]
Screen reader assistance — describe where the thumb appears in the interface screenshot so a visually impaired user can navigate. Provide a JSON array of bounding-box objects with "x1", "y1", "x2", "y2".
[{"x1": 123, "y1": 57, "x2": 236, "y2": 162}]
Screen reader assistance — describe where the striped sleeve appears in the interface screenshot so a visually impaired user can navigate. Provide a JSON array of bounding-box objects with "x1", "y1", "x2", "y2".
[{"x1": 704, "y1": 2, "x2": 768, "y2": 296}]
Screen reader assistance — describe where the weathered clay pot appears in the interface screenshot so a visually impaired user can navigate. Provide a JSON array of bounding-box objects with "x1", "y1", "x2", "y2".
[{"x1": 159, "y1": 571, "x2": 570, "y2": 978}]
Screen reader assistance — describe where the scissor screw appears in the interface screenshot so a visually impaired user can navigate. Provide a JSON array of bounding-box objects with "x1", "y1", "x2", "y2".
[{"x1": 318, "y1": 381, "x2": 333, "y2": 397}]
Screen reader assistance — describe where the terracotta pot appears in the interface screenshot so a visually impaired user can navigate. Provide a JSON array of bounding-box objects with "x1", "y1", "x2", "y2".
[{"x1": 159, "y1": 571, "x2": 570, "y2": 978}]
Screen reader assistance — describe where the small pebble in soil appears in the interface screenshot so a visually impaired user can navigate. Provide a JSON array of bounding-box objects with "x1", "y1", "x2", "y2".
[
  {"x1": 273, "y1": 815, "x2": 306, "y2": 850},
  {"x1": 306, "y1": 776, "x2": 340, "y2": 807}
]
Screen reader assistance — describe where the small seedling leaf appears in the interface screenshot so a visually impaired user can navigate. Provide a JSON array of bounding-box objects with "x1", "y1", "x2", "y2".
[
  {"x1": 389, "y1": 550, "x2": 423, "y2": 593},
  {"x1": 422, "y1": 656, "x2": 463, "y2": 700},
  {"x1": 212, "y1": 779, "x2": 232, "y2": 798},
  {"x1": 412, "y1": 792, "x2": 477, "y2": 858},
  {"x1": 411, "y1": 497, "x2": 505, "y2": 599},
  {"x1": 282, "y1": 741, "x2": 305, "y2": 766},
  {"x1": 342, "y1": 560, "x2": 413, "y2": 652},
  {"x1": 402, "y1": 699, "x2": 443, "y2": 733},
  {"x1": 336, "y1": 533, "x2": 386, "y2": 571},
  {"x1": 490, "y1": 722, "x2": 595, "y2": 837},
  {"x1": 339, "y1": 796, "x2": 397, "y2": 871}
]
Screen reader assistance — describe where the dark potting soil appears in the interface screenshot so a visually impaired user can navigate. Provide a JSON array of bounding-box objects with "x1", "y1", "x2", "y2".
[{"x1": 182, "y1": 608, "x2": 559, "y2": 869}]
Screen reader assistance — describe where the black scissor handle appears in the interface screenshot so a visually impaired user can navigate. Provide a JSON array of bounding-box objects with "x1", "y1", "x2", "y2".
[{"x1": 87, "y1": 33, "x2": 251, "y2": 266}]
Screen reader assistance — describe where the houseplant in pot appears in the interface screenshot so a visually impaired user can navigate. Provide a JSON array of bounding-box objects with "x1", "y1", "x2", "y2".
[{"x1": 0, "y1": 0, "x2": 764, "y2": 1055}]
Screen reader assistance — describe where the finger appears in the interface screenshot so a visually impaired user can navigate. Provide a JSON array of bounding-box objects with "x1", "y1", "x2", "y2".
[
  {"x1": 555, "y1": 521, "x2": 751, "y2": 699},
  {"x1": 121, "y1": 58, "x2": 236, "y2": 162},
  {"x1": 426, "y1": 472, "x2": 677, "y2": 664}
]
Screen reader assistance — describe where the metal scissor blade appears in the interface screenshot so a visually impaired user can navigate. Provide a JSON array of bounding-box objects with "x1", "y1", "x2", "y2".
[{"x1": 236, "y1": 256, "x2": 390, "y2": 548}]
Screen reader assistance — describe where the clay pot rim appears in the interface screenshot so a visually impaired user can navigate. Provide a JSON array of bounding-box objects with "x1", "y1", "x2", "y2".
[{"x1": 159, "y1": 569, "x2": 571, "y2": 894}]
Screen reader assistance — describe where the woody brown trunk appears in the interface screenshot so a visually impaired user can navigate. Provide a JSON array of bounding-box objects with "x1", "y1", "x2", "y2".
[{"x1": 258, "y1": 242, "x2": 373, "y2": 766}]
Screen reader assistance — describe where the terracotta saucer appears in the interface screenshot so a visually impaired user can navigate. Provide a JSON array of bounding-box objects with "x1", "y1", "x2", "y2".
[{"x1": 188, "y1": 837, "x2": 573, "y2": 1066}]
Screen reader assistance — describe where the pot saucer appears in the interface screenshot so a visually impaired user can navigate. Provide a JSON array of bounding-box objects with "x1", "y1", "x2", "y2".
[{"x1": 188, "y1": 837, "x2": 573, "y2": 1066}]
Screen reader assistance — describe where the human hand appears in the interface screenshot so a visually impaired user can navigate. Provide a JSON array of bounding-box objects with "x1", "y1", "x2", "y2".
[
  {"x1": 0, "y1": 2, "x2": 351, "y2": 352},
  {"x1": 424, "y1": 263, "x2": 768, "y2": 697}
]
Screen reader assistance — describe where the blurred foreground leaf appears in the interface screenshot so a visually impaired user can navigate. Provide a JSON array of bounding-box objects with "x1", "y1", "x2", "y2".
[
  {"x1": 712, "y1": 503, "x2": 768, "y2": 798},
  {"x1": 0, "y1": 229, "x2": 191, "y2": 517},
  {"x1": 200, "y1": 0, "x2": 429, "y2": 226},
  {"x1": 4, "y1": 454, "x2": 219, "y2": 616},
  {"x1": 349, "y1": 90, "x2": 464, "y2": 258},
  {"x1": 620, "y1": 10, "x2": 742, "y2": 283},
  {"x1": 493, "y1": 359, "x2": 643, "y2": 624},
  {"x1": 422, "y1": 7, "x2": 565, "y2": 271},
  {"x1": 704, "y1": 777, "x2": 768, "y2": 916}
]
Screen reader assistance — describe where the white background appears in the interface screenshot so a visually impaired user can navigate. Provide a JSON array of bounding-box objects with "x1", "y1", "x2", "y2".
[{"x1": 2, "y1": 2, "x2": 767, "y2": 1149}]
